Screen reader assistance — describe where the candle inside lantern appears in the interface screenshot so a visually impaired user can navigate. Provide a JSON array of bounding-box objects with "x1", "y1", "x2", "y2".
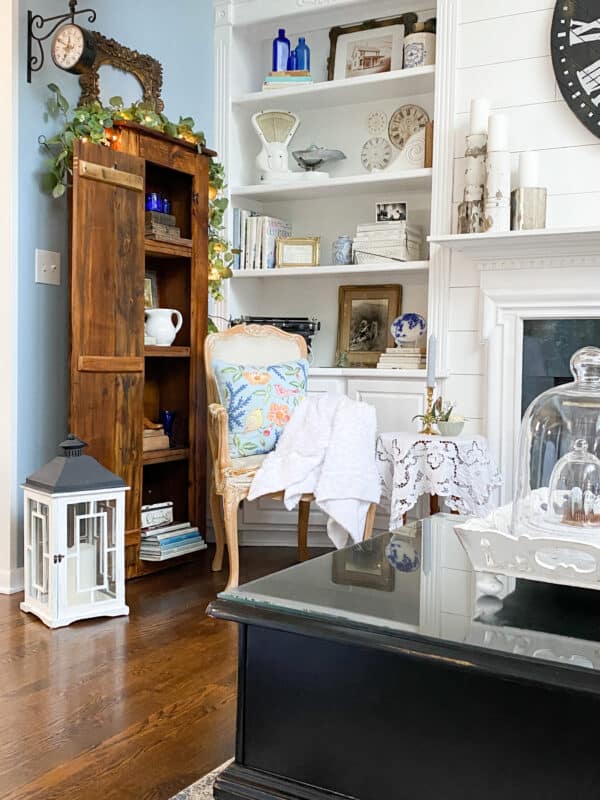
[
  {"x1": 469, "y1": 98, "x2": 490, "y2": 135},
  {"x1": 519, "y1": 151, "x2": 540, "y2": 188},
  {"x1": 427, "y1": 335, "x2": 437, "y2": 388}
]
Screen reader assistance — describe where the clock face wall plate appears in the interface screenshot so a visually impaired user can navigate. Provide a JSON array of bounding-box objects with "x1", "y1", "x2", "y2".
[
  {"x1": 552, "y1": 1, "x2": 600, "y2": 137},
  {"x1": 388, "y1": 104, "x2": 430, "y2": 150},
  {"x1": 361, "y1": 137, "x2": 393, "y2": 171}
]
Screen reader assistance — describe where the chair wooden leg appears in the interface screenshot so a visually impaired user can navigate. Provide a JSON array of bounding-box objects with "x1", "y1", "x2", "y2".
[
  {"x1": 430, "y1": 494, "x2": 440, "y2": 515},
  {"x1": 297, "y1": 500, "x2": 310, "y2": 562},
  {"x1": 223, "y1": 490, "x2": 242, "y2": 591},
  {"x1": 209, "y1": 477, "x2": 226, "y2": 573},
  {"x1": 363, "y1": 502, "x2": 377, "y2": 540}
]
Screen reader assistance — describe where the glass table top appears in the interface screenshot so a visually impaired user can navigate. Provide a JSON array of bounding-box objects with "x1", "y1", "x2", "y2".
[{"x1": 219, "y1": 514, "x2": 600, "y2": 675}]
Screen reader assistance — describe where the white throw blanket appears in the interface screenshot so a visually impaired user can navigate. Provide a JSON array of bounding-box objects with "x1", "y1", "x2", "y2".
[{"x1": 248, "y1": 394, "x2": 381, "y2": 548}]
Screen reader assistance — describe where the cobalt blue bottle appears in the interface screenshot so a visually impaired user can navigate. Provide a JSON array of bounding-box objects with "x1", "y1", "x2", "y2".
[
  {"x1": 295, "y1": 36, "x2": 310, "y2": 71},
  {"x1": 272, "y1": 28, "x2": 291, "y2": 72},
  {"x1": 288, "y1": 49, "x2": 298, "y2": 71}
]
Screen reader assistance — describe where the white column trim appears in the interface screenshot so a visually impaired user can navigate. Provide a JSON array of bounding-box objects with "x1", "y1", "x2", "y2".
[
  {"x1": 0, "y1": 0, "x2": 20, "y2": 594},
  {"x1": 480, "y1": 267, "x2": 600, "y2": 505}
]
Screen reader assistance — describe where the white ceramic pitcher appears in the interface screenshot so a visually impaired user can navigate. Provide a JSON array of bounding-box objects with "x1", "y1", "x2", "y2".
[{"x1": 144, "y1": 308, "x2": 183, "y2": 347}]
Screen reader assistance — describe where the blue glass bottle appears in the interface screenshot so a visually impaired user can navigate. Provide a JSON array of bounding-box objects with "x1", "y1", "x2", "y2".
[
  {"x1": 295, "y1": 37, "x2": 310, "y2": 71},
  {"x1": 288, "y1": 49, "x2": 298, "y2": 71},
  {"x1": 272, "y1": 28, "x2": 291, "y2": 72}
]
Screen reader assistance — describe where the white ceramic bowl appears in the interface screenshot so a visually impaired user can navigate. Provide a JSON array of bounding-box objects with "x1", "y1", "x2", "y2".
[{"x1": 438, "y1": 420, "x2": 465, "y2": 437}]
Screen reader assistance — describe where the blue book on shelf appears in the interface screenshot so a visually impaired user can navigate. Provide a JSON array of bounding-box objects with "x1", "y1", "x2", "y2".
[{"x1": 154, "y1": 531, "x2": 202, "y2": 548}]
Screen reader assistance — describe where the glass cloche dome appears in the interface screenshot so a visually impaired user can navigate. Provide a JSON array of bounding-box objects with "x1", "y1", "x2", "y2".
[{"x1": 513, "y1": 346, "x2": 600, "y2": 537}]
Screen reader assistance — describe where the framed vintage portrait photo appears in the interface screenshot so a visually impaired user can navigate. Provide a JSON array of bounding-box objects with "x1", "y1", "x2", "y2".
[
  {"x1": 337, "y1": 284, "x2": 402, "y2": 366},
  {"x1": 144, "y1": 271, "x2": 159, "y2": 309},
  {"x1": 276, "y1": 236, "x2": 320, "y2": 268},
  {"x1": 376, "y1": 201, "x2": 407, "y2": 223},
  {"x1": 327, "y1": 13, "x2": 417, "y2": 81},
  {"x1": 332, "y1": 537, "x2": 395, "y2": 592}
]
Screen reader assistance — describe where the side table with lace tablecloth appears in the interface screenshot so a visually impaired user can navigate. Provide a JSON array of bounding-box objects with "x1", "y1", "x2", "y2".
[{"x1": 376, "y1": 432, "x2": 503, "y2": 530}]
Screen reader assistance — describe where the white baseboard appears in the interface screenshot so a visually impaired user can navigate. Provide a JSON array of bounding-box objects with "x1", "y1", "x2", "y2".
[{"x1": 0, "y1": 567, "x2": 24, "y2": 595}]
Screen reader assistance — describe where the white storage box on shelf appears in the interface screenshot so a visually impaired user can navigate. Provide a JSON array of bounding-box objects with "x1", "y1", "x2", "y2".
[{"x1": 455, "y1": 347, "x2": 600, "y2": 590}]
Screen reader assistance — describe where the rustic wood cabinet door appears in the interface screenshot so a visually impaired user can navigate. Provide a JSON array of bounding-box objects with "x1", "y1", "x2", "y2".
[{"x1": 69, "y1": 140, "x2": 145, "y2": 536}]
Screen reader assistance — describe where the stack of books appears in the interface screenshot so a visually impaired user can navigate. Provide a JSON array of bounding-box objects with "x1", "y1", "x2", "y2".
[
  {"x1": 232, "y1": 209, "x2": 292, "y2": 270},
  {"x1": 143, "y1": 427, "x2": 170, "y2": 452},
  {"x1": 377, "y1": 345, "x2": 425, "y2": 370},
  {"x1": 140, "y1": 521, "x2": 207, "y2": 562},
  {"x1": 145, "y1": 211, "x2": 192, "y2": 248},
  {"x1": 262, "y1": 70, "x2": 313, "y2": 91},
  {"x1": 353, "y1": 222, "x2": 422, "y2": 265}
]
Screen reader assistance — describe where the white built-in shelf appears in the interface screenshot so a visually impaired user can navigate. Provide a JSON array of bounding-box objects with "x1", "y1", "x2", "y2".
[
  {"x1": 232, "y1": 169, "x2": 433, "y2": 203},
  {"x1": 233, "y1": 66, "x2": 436, "y2": 113},
  {"x1": 230, "y1": 260, "x2": 429, "y2": 279},
  {"x1": 310, "y1": 367, "x2": 428, "y2": 379},
  {"x1": 429, "y1": 227, "x2": 600, "y2": 261}
]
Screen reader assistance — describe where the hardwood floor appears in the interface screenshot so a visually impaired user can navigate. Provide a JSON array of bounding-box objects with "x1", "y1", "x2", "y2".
[{"x1": 0, "y1": 546, "x2": 326, "y2": 800}]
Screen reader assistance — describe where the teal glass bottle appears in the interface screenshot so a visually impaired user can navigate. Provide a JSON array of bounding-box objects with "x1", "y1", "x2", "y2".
[
  {"x1": 295, "y1": 37, "x2": 310, "y2": 71},
  {"x1": 272, "y1": 28, "x2": 291, "y2": 72}
]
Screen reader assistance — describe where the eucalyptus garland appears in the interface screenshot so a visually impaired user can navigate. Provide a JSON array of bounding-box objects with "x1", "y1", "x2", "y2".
[{"x1": 40, "y1": 84, "x2": 232, "y2": 332}]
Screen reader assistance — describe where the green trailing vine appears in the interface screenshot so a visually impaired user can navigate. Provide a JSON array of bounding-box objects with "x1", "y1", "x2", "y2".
[{"x1": 40, "y1": 84, "x2": 232, "y2": 333}]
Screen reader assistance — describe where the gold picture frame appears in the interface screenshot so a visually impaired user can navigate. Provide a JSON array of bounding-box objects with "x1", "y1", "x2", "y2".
[
  {"x1": 276, "y1": 237, "x2": 320, "y2": 268},
  {"x1": 332, "y1": 537, "x2": 395, "y2": 592},
  {"x1": 144, "y1": 271, "x2": 159, "y2": 309},
  {"x1": 337, "y1": 284, "x2": 402, "y2": 367}
]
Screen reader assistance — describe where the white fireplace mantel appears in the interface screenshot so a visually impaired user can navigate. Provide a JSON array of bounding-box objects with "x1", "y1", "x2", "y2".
[{"x1": 480, "y1": 266, "x2": 600, "y2": 503}]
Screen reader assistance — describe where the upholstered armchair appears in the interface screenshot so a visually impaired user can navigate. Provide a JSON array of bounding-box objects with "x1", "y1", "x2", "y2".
[{"x1": 205, "y1": 324, "x2": 375, "y2": 590}]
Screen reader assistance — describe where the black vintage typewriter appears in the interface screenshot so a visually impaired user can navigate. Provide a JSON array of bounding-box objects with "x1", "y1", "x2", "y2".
[{"x1": 230, "y1": 315, "x2": 321, "y2": 352}]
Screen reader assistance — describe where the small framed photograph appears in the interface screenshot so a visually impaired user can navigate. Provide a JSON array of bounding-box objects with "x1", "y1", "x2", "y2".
[
  {"x1": 144, "y1": 271, "x2": 159, "y2": 309},
  {"x1": 337, "y1": 284, "x2": 402, "y2": 367},
  {"x1": 332, "y1": 537, "x2": 395, "y2": 591},
  {"x1": 276, "y1": 236, "x2": 320, "y2": 268},
  {"x1": 327, "y1": 13, "x2": 417, "y2": 81},
  {"x1": 376, "y1": 201, "x2": 407, "y2": 223}
]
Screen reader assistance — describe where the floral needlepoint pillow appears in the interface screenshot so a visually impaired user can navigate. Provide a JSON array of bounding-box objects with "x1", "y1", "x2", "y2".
[{"x1": 212, "y1": 359, "x2": 309, "y2": 458}]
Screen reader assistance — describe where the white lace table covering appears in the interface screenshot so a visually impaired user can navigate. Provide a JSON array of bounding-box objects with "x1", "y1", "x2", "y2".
[{"x1": 377, "y1": 432, "x2": 502, "y2": 530}]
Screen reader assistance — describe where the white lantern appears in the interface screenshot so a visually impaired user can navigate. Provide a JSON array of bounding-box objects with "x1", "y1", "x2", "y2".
[{"x1": 21, "y1": 435, "x2": 129, "y2": 628}]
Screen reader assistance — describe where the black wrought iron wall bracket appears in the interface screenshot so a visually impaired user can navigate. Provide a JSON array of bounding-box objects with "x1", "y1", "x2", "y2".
[{"x1": 27, "y1": 0, "x2": 97, "y2": 83}]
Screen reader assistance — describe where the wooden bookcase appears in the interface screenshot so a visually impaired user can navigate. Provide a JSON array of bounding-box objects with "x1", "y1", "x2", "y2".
[{"x1": 69, "y1": 124, "x2": 212, "y2": 579}]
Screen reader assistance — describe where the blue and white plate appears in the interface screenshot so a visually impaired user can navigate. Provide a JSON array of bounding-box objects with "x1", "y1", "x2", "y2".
[
  {"x1": 386, "y1": 537, "x2": 420, "y2": 573},
  {"x1": 390, "y1": 313, "x2": 427, "y2": 346}
]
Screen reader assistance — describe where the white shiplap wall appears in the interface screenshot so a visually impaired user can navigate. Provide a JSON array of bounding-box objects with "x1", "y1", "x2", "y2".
[{"x1": 447, "y1": 0, "x2": 600, "y2": 437}]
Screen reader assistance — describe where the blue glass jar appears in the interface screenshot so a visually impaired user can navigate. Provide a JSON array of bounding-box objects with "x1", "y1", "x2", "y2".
[
  {"x1": 272, "y1": 28, "x2": 291, "y2": 72},
  {"x1": 146, "y1": 192, "x2": 161, "y2": 212},
  {"x1": 288, "y1": 49, "x2": 298, "y2": 71},
  {"x1": 295, "y1": 37, "x2": 310, "y2": 71},
  {"x1": 162, "y1": 196, "x2": 172, "y2": 214},
  {"x1": 332, "y1": 235, "x2": 353, "y2": 265}
]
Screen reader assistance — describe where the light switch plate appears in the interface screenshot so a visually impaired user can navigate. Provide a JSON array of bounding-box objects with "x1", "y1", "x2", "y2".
[{"x1": 35, "y1": 249, "x2": 61, "y2": 286}]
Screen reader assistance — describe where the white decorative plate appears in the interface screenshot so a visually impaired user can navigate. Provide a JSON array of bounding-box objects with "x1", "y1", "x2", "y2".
[
  {"x1": 361, "y1": 137, "x2": 392, "y2": 172},
  {"x1": 387, "y1": 128, "x2": 426, "y2": 172},
  {"x1": 388, "y1": 104, "x2": 430, "y2": 150},
  {"x1": 367, "y1": 111, "x2": 387, "y2": 136}
]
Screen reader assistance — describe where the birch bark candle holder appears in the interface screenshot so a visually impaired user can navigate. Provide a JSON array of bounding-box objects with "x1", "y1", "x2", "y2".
[
  {"x1": 457, "y1": 98, "x2": 489, "y2": 234},
  {"x1": 511, "y1": 151, "x2": 547, "y2": 231}
]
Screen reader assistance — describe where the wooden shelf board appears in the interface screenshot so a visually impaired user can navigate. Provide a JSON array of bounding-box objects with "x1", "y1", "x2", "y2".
[
  {"x1": 233, "y1": 66, "x2": 435, "y2": 112},
  {"x1": 144, "y1": 346, "x2": 191, "y2": 357},
  {"x1": 143, "y1": 447, "x2": 190, "y2": 465},
  {"x1": 145, "y1": 238, "x2": 192, "y2": 259},
  {"x1": 231, "y1": 169, "x2": 432, "y2": 203},
  {"x1": 429, "y1": 227, "x2": 600, "y2": 261},
  {"x1": 231, "y1": 260, "x2": 429, "y2": 279}
]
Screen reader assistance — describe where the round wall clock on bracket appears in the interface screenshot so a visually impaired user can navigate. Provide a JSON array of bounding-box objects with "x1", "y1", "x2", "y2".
[
  {"x1": 51, "y1": 23, "x2": 97, "y2": 73},
  {"x1": 551, "y1": 1, "x2": 600, "y2": 138},
  {"x1": 388, "y1": 104, "x2": 429, "y2": 150}
]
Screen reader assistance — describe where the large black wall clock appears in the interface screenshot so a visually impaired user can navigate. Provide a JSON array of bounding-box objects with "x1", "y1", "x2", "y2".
[{"x1": 552, "y1": 1, "x2": 600, "y2": 137}]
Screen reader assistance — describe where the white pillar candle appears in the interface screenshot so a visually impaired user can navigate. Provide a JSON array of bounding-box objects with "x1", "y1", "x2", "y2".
[
  {"x1": 427, "y1": 335, "x2": 437, "y2": 388},
  {"x1": 519, "y1": 151, "x2": 540, "y2": 188},
  {"x1": 469, "y1": 98, "x2": 490, "y2": 135},
  {"x1": 487, "y1": 113, "x2": 508, "y2": 152}
]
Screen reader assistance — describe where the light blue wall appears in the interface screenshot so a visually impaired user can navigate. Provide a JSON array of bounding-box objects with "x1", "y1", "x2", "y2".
[{"x1": 17, "y1": 0, "x2": 214, "y2": 555}]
